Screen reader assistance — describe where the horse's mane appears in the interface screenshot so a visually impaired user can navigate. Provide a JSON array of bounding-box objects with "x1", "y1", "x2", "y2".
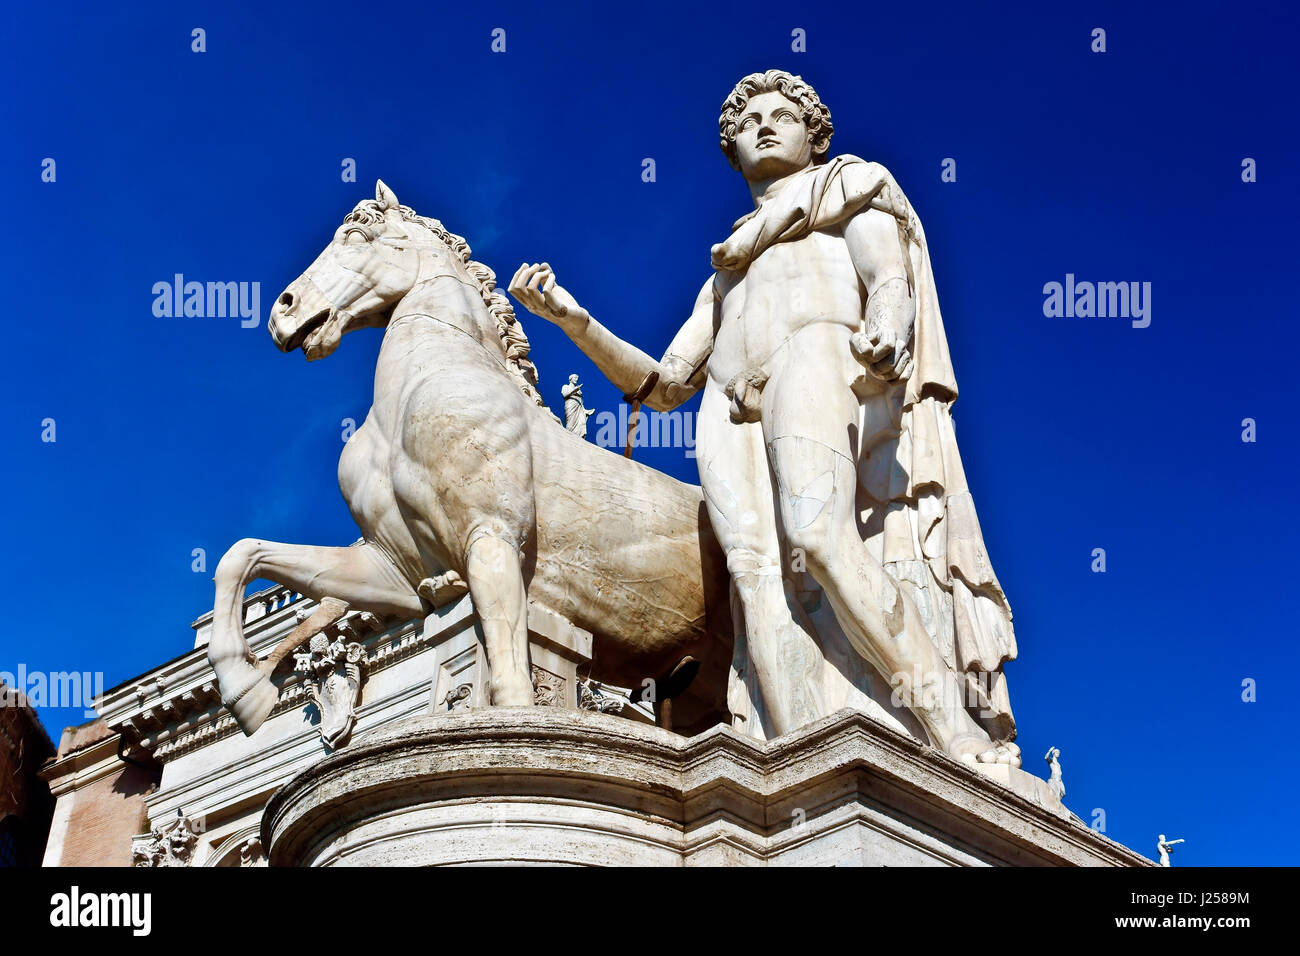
[{"x1": 344, "y1": 199, "x2": 547, "y2": 409}]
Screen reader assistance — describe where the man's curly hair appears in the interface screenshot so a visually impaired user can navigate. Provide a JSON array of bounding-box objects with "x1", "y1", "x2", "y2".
[{"x1": 718, "y1": 69, "x2": 833, "y2": 171}]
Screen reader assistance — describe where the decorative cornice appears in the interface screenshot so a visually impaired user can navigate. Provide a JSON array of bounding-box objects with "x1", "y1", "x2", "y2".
[{"x1": 39, "y1": 731, "x2": 145, "y2": 795}]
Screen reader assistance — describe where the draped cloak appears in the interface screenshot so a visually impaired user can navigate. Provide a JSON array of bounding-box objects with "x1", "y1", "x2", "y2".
[{"x1": 711, "y1": 154, "x2": 1017, "y2": 740}]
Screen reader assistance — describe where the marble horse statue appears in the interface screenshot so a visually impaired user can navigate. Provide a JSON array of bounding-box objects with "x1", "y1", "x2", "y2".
[{"x1": 207, "y1": 181, "x2": 732, "y2": 736}]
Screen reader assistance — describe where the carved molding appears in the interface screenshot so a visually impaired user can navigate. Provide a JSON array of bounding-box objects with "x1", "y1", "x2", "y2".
[
  {"x1": 442, "y1": 683, "x2": 473, "y2": 712},
  {"x1": 296, "y1": 635, "x2": 366, "y2": 748},
  {"x1": 204, "y1": 825, "x2": 265, "y2": 867},
  {"x1": 578, "y1": 679, "x2": 625, "y2": 714},
  {"x1": 132, "y1": 814, "x2": 200, "y2": 867},
  {"x1": 239, "y1": 836, "x2": 264, "y2": 867},
  {"x1": 531, "y1": 666, "x2": 565, "y2": 707}
]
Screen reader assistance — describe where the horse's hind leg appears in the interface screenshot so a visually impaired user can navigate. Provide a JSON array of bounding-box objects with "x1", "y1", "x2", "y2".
[
  {"x1": 209, "y1": 538, "x2": 422, "y2": 735},
  {"x1": 463, "y1": 533, "x2": 533, "y2": 706}
]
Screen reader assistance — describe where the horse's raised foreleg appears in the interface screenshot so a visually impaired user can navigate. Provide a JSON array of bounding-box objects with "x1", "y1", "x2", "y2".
[
  {"x1": 464, "y1": 534, "x2": 533, "y2": 706},
  {"x1": 208, "y1": 538, "x2": 423, "y2": 735}
]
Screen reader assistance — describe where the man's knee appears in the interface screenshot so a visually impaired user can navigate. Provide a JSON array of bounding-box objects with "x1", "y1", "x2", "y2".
[
  {"x1": 778, "y1": 482, "x2": 838, "y2": 571},
  {"x1": 726, "y1": 546, "x2": 782, "y2": 583},
  {"x1": 785, "y1": 525, "x2": 834, "y2": 579}
]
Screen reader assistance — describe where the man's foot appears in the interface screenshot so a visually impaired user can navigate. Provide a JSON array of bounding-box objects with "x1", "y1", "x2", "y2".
[
  {"x1": 945, "y1": 732, "x2": 997, "y2": 765},
  {"x1": 977, "y1": 740, "x2": 1022, "y2": 768},
  {"x1": 942, "y1": 732, "x2": 1021, "y2": 769}
]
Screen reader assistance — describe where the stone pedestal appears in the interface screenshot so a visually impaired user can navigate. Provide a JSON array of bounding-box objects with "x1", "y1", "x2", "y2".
[
  {"x1": 262, "y1": 708, "x2": 1149, "y2": 867},
  {"x1": 428, "y1": 596, "x2": 594, "y2": 713}
]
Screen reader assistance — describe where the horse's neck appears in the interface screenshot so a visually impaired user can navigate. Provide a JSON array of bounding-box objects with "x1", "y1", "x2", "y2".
[{"x1": 383, "y1": 271, "x2": 504, "y2": 362}]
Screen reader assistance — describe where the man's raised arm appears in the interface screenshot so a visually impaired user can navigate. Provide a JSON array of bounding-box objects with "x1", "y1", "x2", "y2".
[{"x1": 508, "y1": 263, "x2": 714, "y2": 412}]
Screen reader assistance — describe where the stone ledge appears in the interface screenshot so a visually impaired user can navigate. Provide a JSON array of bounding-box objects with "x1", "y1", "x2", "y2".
[{"x1": 262, "y1": 708, "x2": 1150, "y2": 867}]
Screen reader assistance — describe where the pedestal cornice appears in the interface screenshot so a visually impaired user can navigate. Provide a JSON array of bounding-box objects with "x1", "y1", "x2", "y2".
[{"x1": 263, "y1": 708, "x2": 1151, "y2": 867}]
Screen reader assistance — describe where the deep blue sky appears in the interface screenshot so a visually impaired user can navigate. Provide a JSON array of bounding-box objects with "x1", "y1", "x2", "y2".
[{"x1": 3, "y1": 0, "x2": 1297, "y2": 865}]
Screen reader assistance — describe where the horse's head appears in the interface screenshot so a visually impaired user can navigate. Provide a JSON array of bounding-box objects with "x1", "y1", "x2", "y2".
[
  {"x1": 269, "y1": 180, "x2": 430, "y2": 360},
  {"x1": 267, "y1": 179, "x2": 550, "y2": 411}
]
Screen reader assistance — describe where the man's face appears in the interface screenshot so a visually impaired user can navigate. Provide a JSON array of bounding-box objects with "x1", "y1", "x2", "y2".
[{"x1": 733, "y1": 91, "x2": 814, "y2": 182}]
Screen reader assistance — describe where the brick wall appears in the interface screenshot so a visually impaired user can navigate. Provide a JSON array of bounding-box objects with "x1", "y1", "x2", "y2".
[
  {"x1": 0, "y1": 684, "x2": 56, "y2": 867},
  {"x1": 40, "y1": 719, "x2": 161, "y2": 867},
  {"x1": 46, "y1": 764, "x2": 156, "y2": 866}
]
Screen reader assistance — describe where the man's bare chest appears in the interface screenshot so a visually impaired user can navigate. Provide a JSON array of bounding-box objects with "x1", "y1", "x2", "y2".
[{"x1": 710, "y1": 229, "x2": 865, "y2": 380}]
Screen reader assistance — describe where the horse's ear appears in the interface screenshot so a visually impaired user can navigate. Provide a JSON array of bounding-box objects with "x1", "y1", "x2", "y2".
[{"x1": 376, "y1": 179, "x2": 399, "y2": 210}]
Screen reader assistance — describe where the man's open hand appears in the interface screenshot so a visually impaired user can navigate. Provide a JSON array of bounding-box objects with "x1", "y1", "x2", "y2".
[
  {"x1": 508, "y1": 262, "x2": 586, "y2": 329},
  {"x1": 851, "y1": 325, "x2": 914, "y2": 383}
]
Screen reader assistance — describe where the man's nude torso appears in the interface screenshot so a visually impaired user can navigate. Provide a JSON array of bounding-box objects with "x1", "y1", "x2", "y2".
[{"x1": 709, "y1": 225, "x2": 864, "y2": 391}]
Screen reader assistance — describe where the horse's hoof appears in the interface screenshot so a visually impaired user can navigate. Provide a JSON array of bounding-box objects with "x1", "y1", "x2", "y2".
[{"x1": 228, "y1": 671, "x2": 278, "y2": 736}]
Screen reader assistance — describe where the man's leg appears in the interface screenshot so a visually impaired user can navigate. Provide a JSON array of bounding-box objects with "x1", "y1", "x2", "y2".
[
  {"x1": 761, "y1": 325, "x2": 998, "y2": 761},
  {"x1": 696, "y1": 380, "x2": 824, "y2": 736}
]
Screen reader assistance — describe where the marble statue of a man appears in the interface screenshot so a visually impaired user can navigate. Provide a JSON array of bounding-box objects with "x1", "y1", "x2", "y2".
[
  {"x1": 1045, "y1": 746, "x2": 1066, "y2": 800},
  {"x1": 510, "y1": 70, "x2": 1018, "y2": 765},
  {"x1": 561, "y1": 373, "x2": 593, "y2": 437},
  {"x1": 1157, "y1": 834, "x2": 1185, "y2": 867}
]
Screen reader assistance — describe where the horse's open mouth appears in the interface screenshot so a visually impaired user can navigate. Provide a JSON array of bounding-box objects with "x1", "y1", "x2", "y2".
[{"x1": 278, "y1": 309, "x2": 331, "y2": 353}]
